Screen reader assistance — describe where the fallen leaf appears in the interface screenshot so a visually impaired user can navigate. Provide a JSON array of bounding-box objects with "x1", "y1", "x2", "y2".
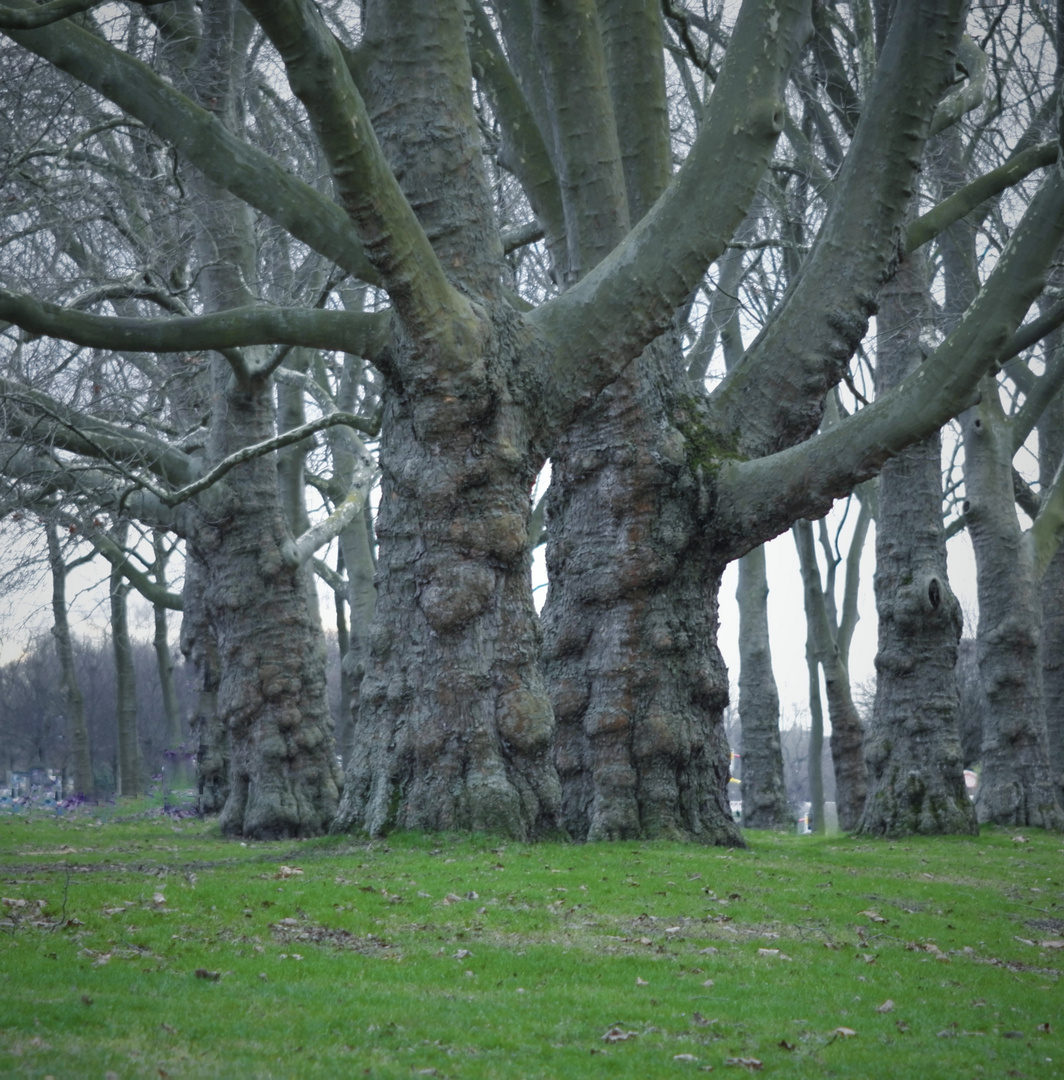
[
  {"x1": 895, "y1": 1021, "x2": 910, "y2": 1033},
  {"x1": 636, "y1": 977, "x2": 649, "y2": 986},
  {"x1": 698, "y1": 947, "x2": 719, "y2": 955},
  {"x1": 152, "y1": 892, "x2": 166, "y2": 905},
  {"x1": 832, "y1": 1027, "x2": 857, "y2": 1038},
  {"x1": 1040, "y1": 940, "x2": 1064, "y2": 949},
  {"x1": 691, "y1": 1013, "x2": 716, "y2": 1027},
  {"x1": 702, "y1": 979, "x2": 715, "y2": 987},
  {"x1": 1012, "y1": 835, "x2": 1030, "y2": 843},
  {"x1": 275, "y1": 865, "x2": 304, "y2": 879},
  {"x1": 1002, "y1": 1031, "x2": 1025, "y2": 1039},
  {"x1": 758, "y1": 948, "x2": 780, "y2": 957},
  {"x1": 1038, "y1": 1022, "x2": 1052, "y2": 1033},
  {"x1": 723, "y1": 1057, "x2": 762, "y2": 1070},
  {"x1": 778, "y1": 1040, "x2": 796, "y2": 1051},
  {"x1": 856, "y1": 910, "x2": 887, "y2": 923},
  {"x1": 665, "y1": 926, "x2": 682, "y2": 935},
  {"x1": 453, "y1": 949, "x2": 473, "y2": 960},
  {"x1": 601, "y1": 1026, "x2": 638, "y2": 1042},
  {"x1": 875, "y1": 1000, "x2": 895, "y2": 1013},
  {"x1": 674, "y1": 1054, "x2": 699, "y2": 1062},
  {"x1": 194, "y1": 968, "x2": 221, "y2": 981}
]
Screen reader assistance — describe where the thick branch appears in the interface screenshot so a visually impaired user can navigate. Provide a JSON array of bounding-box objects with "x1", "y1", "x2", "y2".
[
  {"x1": 84, "y1": 527, "x2": 183, "y2": 610},
  {"x1": 0, "y1": 288, "x2": 391, "y2": 360},
  {"x1": 466, "y1": 0, "x2": 564, "y2": 245},
  {"x1": 0, "y1": 376, "x2": 194, "y2": 486},
  {"x1": 532, "y1": 0, "x2": 810, "y2": 424},
  {"x1": 904, "y1": 141, "x2": 1058, "y2": 254},
  {"x1": 706, "y1": 0, "x2": 968, "y2": 459},
  {"x1": 718, "y1": 168, "x2": 1064, "y2": 554},
  {"x1": 242, "y1": 0, "x2": 477, "y2": 350}
]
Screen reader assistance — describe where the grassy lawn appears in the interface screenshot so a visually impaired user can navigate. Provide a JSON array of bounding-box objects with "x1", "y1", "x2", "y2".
[{"x1": 0, "y1": 805, "x2": 1060, "y2": 1078}]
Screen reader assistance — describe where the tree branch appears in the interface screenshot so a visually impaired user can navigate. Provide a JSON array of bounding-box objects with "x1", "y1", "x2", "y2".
[
  {"x1": 904, "y1": 141, "x2": 1058, "y2": 254},
  {"x1": 0, "y1": 287, "x2": 391, "y2": 360},
  {"x1": 717, "y1": 167, "x2": 1064, "y2": 555},
  {"x1": 241, "y1": 0, "x2": 478, "y2": 351},
  {"x1": 532, "y1": 0, "x2": 811, "y2": 424},
  {"x1": 2, "y1": 2, "x2": 380, "y2": 286},
  {"x1": 706, "y1": 0, "x2": 968, "y2": 460},
  {"x1": 82, "y1": 525, "x2": 183, "y2": 610}
]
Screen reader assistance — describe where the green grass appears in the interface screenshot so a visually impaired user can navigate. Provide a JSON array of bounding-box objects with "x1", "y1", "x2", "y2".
[{"x1": 0, "y1": 807, "x2": 1061, "y2": 1078}]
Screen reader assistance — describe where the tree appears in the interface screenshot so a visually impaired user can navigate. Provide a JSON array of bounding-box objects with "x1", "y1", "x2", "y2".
[{"x1": 1, "y1": 0, "x2": 1062, "y2": 843}]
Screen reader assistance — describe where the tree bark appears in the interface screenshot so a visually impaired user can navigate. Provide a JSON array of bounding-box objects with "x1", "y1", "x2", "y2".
[
  {"x1": 543, "y1": 340, "x2": 741, "y2": 843},
  {"x1": 857, "y1": 247, "x2": 976, "y2": 837},
  {"x1": 180, "y1": 553, "x2": 228, "y2": 815},
  {"x1": 1039, "y1": 348, "x2": 1064, "y2": 809},
  {"x1": 152, "y1": 533, "x2": 188, "y2": 788},
  {"x1": 963, "y1": 382, "x2": 1064, "y2": 829},
  {"x1": 109, "y1": 521, "x2": 143, "y2": 797},
  {"x1": 45, "y1": 524, "x2": 94, "y2": 798},
  {"x1": 735, "y1": 545, "x2": 790, "y2": 828}
]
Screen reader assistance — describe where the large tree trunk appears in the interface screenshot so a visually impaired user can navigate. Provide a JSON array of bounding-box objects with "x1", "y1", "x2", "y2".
[
  {"x1": 735, "y1": 545, "x2": 790, "y2": 828},
  {"x1": 174, "y1": 0, "x2": 342, "y2": 838},
  {"x1": 188, "y1": 375, "x2": 343, "y2": 838},
  {"x1": 1040, "y1": 371, "x2": 1064, "y2": 809},
  {"x1": 543, "y1": 342, "x2": 741, "y2": 843},
  {"x1": 45, "y1": 524, "x2": 94, "y2": 798},
  {"x1": 857, "y1": 249, "x2": 976, "y2": 837},
  {"x1": 334, "y1": 306, "x2": 563, "y2": 837},
  {"x1": 963, "y1": 382, "x2": 1064, "y2": 829}
]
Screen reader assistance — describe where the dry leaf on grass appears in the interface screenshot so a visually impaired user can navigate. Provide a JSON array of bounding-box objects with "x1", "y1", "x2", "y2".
[
  {"x1": 856, "y1": 910, "x2": 887, "y2": 923},
  {"x1": 194, "y1": 968, "x2": 220, "y2": 981},
  {"x1": 674, "y1": 1053, "x2": 698, "y2": 1062},
  {"x1": 636, "y1": 976, "x2": 649, "y2": 986},
  {"x1": 601, "y1": 1026, "x2": 638, "y2": 1042},
  {"x1": 875, "y1": 1000, "x2": 895, "y2": 1013},
  {"x1": 275, "y1": 866, "x2": 303, "y2": 879},
  {"x1": 723, "y1": 1057, "x2": 762, "y2": 1070}
]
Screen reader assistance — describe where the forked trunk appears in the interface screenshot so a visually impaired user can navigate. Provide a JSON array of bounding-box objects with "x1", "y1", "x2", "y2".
[{"x1": 334, "y1": 306, "x2": 563, "y2": 838}]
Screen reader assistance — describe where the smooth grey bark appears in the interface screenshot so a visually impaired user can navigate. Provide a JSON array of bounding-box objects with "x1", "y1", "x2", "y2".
[
  {"x1": 795, "y1": 538, "x2": 826, "y2": 834},
  {"x1": 152, "y1": 532, "x2": 188, "y2": 787},
  {"x1": 45, "y1": 523, "x2": 94, "y2": 797},
  {"x1": 109, "y1": 520, "x2": 143, "y2": 797},
  {"x1": 793, "y1": 517, "x2": 868, "y2": 831},
  {"x1": 857, "y1": 247, "x2": 976, "y2": 837},
  {"x1": 962, "y1": 382, "x2": 1064, "y2": 829},
  {"x1": 735, "y1": 545, "x2": 789, "y2": 828},
  {"x1": 1039, "y1": 338, "x2": 1064, "y2": 808}
]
